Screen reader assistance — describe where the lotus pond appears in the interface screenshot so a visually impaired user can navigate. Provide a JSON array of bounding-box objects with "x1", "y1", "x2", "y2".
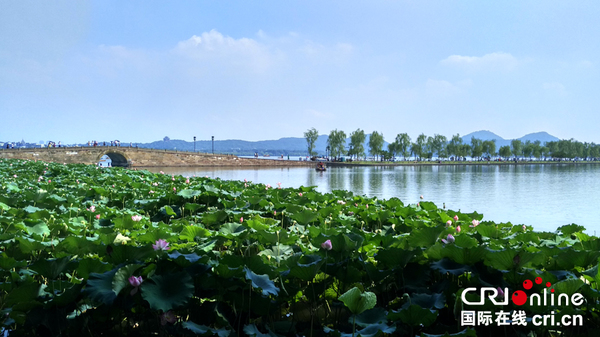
[{"x1": 1, "y1": 159, "x2": 600, "y2": 336}]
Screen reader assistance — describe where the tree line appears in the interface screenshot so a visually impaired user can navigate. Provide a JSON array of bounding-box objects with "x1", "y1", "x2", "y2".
[{"x1": 304, "y1": 128, "x2": 600, "y2": 161}]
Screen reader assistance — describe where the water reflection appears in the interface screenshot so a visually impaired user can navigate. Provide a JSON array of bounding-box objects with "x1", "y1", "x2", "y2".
[{"x1": 143, "y1": 164, "x2": 600, "y2": 233}]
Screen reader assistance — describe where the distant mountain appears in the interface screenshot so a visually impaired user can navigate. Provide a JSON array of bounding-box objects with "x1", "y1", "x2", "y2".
[
  {"x1": 461, "y1": 130, "x2": 559, "y2": 148},
  {"x1": 135, "y1": 131, "x2": 558, "y2": 156},
  {"x1": 461, "y1": 131, "x2": 509, "y2": 147},
  {"x1": 517, "y1": 132, "x2": 559, "y2": 144}
]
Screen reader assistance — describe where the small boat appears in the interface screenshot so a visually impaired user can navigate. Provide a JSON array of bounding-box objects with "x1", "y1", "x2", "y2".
[{"x1": 316, "y1": 163, "x2": 327, "y2": 171}]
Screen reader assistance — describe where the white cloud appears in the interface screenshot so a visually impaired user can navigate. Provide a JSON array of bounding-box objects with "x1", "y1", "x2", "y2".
[
  {"x1": 441, "y1": 52, "x2": 519, "y2": 70},
  {"x1": 425, "y1": 79, "x2": 471, "y2": 97},
  {"x1": 174, "y1": 30, "x2": 275, "y2": 73},
  {"x1": 542, "y1": 82, "x2": 566, "y2": 96}
]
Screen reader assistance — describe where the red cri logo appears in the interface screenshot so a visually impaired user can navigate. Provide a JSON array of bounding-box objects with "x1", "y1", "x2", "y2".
[{"x1": 512, "y1": 277, "x2": 553, "y2": 306}]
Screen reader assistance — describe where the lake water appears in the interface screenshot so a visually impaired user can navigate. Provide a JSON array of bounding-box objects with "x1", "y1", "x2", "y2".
[{"x1": 143, "y1": 163, "x2": 600, "y2": 234}]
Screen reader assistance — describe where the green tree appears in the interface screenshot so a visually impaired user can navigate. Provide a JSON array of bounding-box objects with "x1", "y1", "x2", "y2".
[
  {"x1": 457, "y1": 144, "x2": 472, "y2": 159},
  {"x1": 425, "y1": 136, "x2": 434, "y2": 160},
  {"x1": 304, "y1": 128, "x2": 319, "y2": 156},
  {"x1": 327, "y1": 130, "x2": 347, "y2": 159},
  {"x1": 349, "y1": 129, "x2": 366, "y2": 160},
  {"x1": 482, "y1": 140, "x2": 496, "y2": 158},
  {"x1": 368, "y1": 131, "x2": 385, "y2": 161},
  {"x1": 387, "y1": 142, "x2": 397, "y2": 159},
  {"x1": 447, "y1": 134, "x2": 463, "y2": 159},
  {"x1": 523, "y1": 140, "x2": 533, "y2": 159},
  {"x1": 511, "y1": 139, "x2": 522, "y2": 159},
  {"x1": 499, "y1": 145, "x2": 511, "y2": 160},
  {"x1": 471, "y1": 137, "x2": 483, "y2": 159},
  {"x1": 395, "y1": 133, "x2": 411, "y2": 160},
  {"x1": 414, "y1": 134, "x2": 427, "y2": 160},
  {"x1": 432, "y1": 134, "x2": 448, "y2": 159}
]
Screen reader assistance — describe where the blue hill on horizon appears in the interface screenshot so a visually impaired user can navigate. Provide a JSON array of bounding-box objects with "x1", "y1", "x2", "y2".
[{"x1": 138, "y1": 131, "x2": 561, "y2": 156}]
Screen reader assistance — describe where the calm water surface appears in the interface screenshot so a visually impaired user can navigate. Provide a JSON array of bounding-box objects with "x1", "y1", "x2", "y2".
[{"x1": 145, "y1": 164, "x2": 600, "y2": 233}]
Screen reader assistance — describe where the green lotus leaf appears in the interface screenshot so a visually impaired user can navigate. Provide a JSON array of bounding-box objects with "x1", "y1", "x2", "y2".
[
  {"x1": 22, "y1": 219, "x2": 50, "y2": 237},
  {"x1": 184, "y1": 321, "x2": 231, "y2": 337},
  {"x1": 23, "y1": 205, "x2": 43, "y2": 213},
  {"x1": 338, "y1": 287, "x2": 377, "y2": 315},
  {"x1": 141, "y1": 271, "x2": 194, "y2": 311},
  {"x1": 375, "y1": 247, "x2": 415, "y2": 269},
  {"x1": 291, "y1": 209, "x2": 319, "y2": 225},
  {"x1": 202, "y1": 210, "x2": 228, "y2": 225},
  {"x1": 7, "y1": 182, "x2": 20, "y2": 192},
  {"x1": 454, "y1": 235, "x2": 479, "y2": 249},
  {"x1": 430, "y1": 258, "x2": 471, "y2": 276},
  {"x1": 84, "y1": 269, "x2": 118, "y2": 305},
  {"x1": 408, "y1": 226, "x2": 445, "y2": 248},
  {"x1": 403, "y1": 292, "x2": 446, "y2": 310},
  {"x1": 550, "y1": 278, "x2": 584, "y2": 297},
  {"x1": 0, "y1": 202, "x2": 10, "y2": 211},
  {"x1": 76, "y1": 258, "x2": 112, "y2": 279},
  {"x1": 244, "y1": 267, "x2": 279, "y2": 296},
  {"x1": 29, "y1": 256, "x2": 76, "y2": 280},
  {"x1": 288, "y1": 254, "x2": 323, "y2": 281},
  {"x1": 219, "y1": 223, "x2": 246, "y2": 237},
  {"x1": 112, "y1": 264, "x2": 142, "y2": 295},
  {"x1": 558, "y1": 224, "x2": 586, "y2": 236},
  {"x1": 389, "y1": 304, "x2": 437, "y2": 327},
  {"x1": 351, "y1": 307, "x2": 388, "y2": 327},
  {"x1": 243, "y1": 324, "x2": 276, "y2": 337},
  {"x1": 178, "y1": 189, "x2": 203, "y2": 199}
]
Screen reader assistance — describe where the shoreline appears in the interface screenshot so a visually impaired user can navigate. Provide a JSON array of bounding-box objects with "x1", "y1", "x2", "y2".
[{"x1": 326, "y1": 160, "x2": 600, "y2": 167}]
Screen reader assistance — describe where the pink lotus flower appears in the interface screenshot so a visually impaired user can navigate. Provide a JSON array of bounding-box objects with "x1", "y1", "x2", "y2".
[
  {"x1": 89, "y1": 205, "x2": 96, "y2": 212},
  {"x1": 366, "y1": 204, "x2": 369, "y2": 209},
  {"x1": 131, "y1": 215, "x2": 142, "y2": 222},
  {"x1": 76, "y1": 179, "x2": 79, "y2": 184},
  {"x1": 240, "y1": 217, "x2": 244, "y2": 223},
  {"x1": 470, "y1": 219, "x2": 480, "y2": 227},
  {"x1": 244, "y1": 183, "x2": 247, "y2": 188},
  {"x1": 112, "y1": 185, "x2": 115, "y2": 188},
  {"x1": 48, "y1": 180, "x2": 51, "y2": 183},
  {"x1": 129, "y1": 275, "x2": 143, "y2": 287},
  {"x1": 160, "y1": 311, "x2": 177, "y2": 325},
  {"x1": 149, "y1": 190, "x2": 154, "y2": 194},
  {"x1": 152, "y1": 239, "x2": 170, "y2": 251},
  {"x1": 185, "y1": 178, "x2": 189, "y2": 184},
  {"x1": 522, "y1": 225, "x2": 526, "y2": 231},
  {"x1": 173, "y1": 187, "x2": 176, "y2": 191},
  {"x1": 95, "y1": 214, "x2": 101, "y2": 220},
  {"x1": 441, "y1": 234, "x2": 455, "y2": 244},
  {"x1": 453, "y1": 215, "x2": 459, "y2": 221},
  {"x1": 13, "y1": 175, "x2": 17, "y2": 178},
  {"x1": 244, "y1": 178, "x2": 247, "y2": 182},
  {"x1": 277, "y1": 182, "x2": 281, "y2": 187},
  {"x1": 160, "y1": 171, "x2": 164, "y2": 174},
  {"x1": 321, "y1": 239, "x2": 332, "y2": 250},
  {"x1": 298, "y1": 192, "x2": 303, "y2": 197},
  {"x1": 456, "y1": 226, "x2": 461, "y2": 232},
  {"x1": 274, "y1": 211, "x2": 277, "y2": 216},
  {"x1": 446, "y1": 220, "x2": 452, "y2": 227},
  {"x1": 420, "y1": 195, "x2": 423, "y2": 199}
]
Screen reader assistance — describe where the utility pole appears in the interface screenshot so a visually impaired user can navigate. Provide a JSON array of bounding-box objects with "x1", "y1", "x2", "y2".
[
  {"x1": 211, "y1": 136, "x2": 214, "y2": 154},
  {"x1": 193, "y1": 136, "x2": 196, "y2": 152}
]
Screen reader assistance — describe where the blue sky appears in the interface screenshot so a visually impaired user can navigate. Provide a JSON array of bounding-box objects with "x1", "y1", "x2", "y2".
[{"x1": 1, "y1": 1, "x2": 599, "y2": 144}]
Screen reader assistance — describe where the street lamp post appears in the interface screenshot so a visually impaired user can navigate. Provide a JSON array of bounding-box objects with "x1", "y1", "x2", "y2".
[
  {"x1": 193, "y1": 136, "x2": 196, "y2": 152},
  {"x1": 211, "y1": 136, "x2": 214, "y2": 154}
]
